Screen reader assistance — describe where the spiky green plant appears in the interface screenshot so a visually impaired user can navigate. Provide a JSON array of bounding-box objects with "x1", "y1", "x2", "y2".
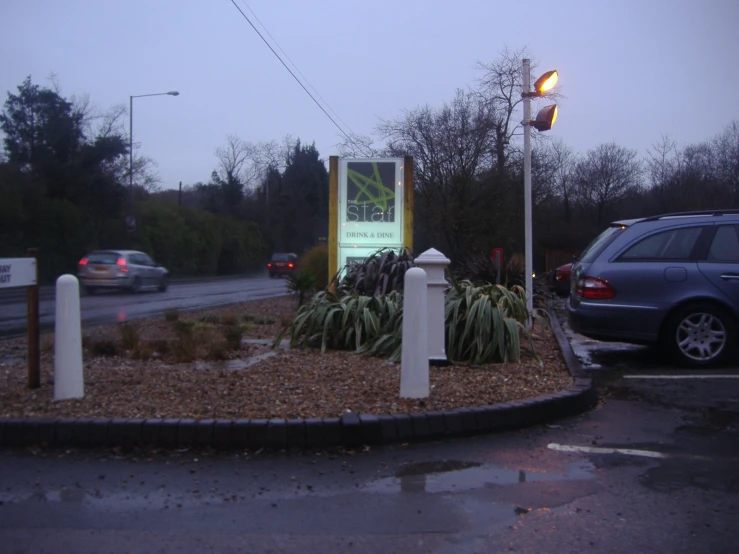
[
  {"x1": 445, "y1": 273, "x2": 542, "y2": 364},
  {"x1": 273, "y1": 290, "x2": 404, "y2": 360},
  {"x1": 286, "y1": 270, "x2": 319, "y2": 307},
  {"x1": 332, "y1": 247, "x2": 415, "y2": 297}
]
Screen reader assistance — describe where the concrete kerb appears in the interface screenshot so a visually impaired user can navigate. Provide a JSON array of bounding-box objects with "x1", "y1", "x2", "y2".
[{"x1": 0, "y1": 298, "x2": 596, "y2": 450}]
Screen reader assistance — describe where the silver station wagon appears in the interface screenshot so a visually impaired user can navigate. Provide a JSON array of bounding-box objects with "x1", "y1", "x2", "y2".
[
  {"x1": 567, "y1": 210, "x2": 739, "y2": 367},
  {"x1": 77, "y1": 250, "x2": 169, "y2": 294}
]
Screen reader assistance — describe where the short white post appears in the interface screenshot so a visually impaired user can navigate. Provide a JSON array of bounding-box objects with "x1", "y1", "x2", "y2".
[
  {"x1": 401, "y1": 267, "x2": 429, "y2": 398},
  {"x1": 54, "y1": 274, "x2": 84, "y2": 400},
  {"x1": 414, "y1": 248, "x2": 451, "y2": 365}
]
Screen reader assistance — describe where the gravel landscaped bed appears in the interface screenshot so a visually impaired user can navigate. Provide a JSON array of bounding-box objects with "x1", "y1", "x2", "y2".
[{"x1": 0, "y1": 295, "x2": 573, "y2": 420}]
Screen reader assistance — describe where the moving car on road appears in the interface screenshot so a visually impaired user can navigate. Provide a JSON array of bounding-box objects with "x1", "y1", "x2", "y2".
[
  {"x1": 267, "y1": 253, "x2": 297, "y2": 278},
  {"x1": 78, "y1": 250, "x2": 169, "y2": 294},
  {"x1": 567, "y1": 210, "x2": 739, "y2": 367}
]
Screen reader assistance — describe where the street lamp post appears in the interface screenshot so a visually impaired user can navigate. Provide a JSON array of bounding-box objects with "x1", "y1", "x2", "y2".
[
  {"x1": 521, "y1": 59, "x2": 558, "y2": 327},
  {"x1": 128, "y1": 90, "x2": 179, "y2": 232}
]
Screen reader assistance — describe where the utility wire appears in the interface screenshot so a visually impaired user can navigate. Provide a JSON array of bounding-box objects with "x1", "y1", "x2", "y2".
[
  {"x1": 228, "y1": 0, "x2": 373, "y2": 157},
  {"x1": 238, "y1": 0, "x2": 361, "y2": 142}
]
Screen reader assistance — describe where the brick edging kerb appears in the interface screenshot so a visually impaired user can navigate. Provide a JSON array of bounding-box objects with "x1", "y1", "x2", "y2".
[{"x1": 0, "y1": 298, "x2": 596, "y2": 449}]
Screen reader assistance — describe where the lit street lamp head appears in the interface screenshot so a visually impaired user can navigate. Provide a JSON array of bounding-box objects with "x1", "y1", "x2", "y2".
[
  {"x1": 531, "y1": 104, "x2": 558, "y2": 132},
  {"x1": 534, "y1": 70, "x2": 558, "y2": 94}
]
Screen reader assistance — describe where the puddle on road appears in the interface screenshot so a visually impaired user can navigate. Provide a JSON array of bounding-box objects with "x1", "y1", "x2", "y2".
[{"x1": 364, "y1": 459, "x2": 595, "y2": 494}]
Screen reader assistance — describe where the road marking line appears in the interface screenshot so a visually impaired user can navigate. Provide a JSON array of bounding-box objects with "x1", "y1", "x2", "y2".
[
  {"x1": 622, "y1": 375, "x2": 739, "y2": 379},
  {"x1": 547, "y1": 443, "x2": 668, "y2": 459}
]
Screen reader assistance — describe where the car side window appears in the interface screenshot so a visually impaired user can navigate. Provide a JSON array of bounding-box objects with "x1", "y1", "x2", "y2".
[
  {"x1": 619, "y1": 227, "x2": 704, "y2": 261},
  {"x1": 707, "y1": 225, "x2": 739, "y2": 262},
  {"x1": 141, "y1": 254, "x2": 155, "y2": 267},
  {"x1": 130, "y1": 254, "x2": 146, "y2": 266}
]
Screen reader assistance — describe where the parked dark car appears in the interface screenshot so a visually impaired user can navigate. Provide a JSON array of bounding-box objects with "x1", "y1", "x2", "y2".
[
  {"x1": 566, "y1": 210, "x2": 739, "y2": 367},
  {"x1": 267, "y1": 253, "x2": 298, "y2": 278},
  {"x1": 553, "y1": 263, "x2": 572, "y2": 297},
  {"x1": 78, "y1": 250, "x2": 168, "y2": 294}
]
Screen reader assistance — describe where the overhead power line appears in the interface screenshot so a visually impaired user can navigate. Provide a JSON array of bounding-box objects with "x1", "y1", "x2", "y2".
[
  {"x1": 238, "y1": 0, "x2": 360, "y2": 140},
  {"x1": 228, "y1": 0, "x2": 373, "y2": 157}
]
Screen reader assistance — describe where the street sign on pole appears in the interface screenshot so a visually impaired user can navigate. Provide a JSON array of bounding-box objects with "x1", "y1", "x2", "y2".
[{"x1": 0, "y1": 257, "x2": 37, "y2": 288}]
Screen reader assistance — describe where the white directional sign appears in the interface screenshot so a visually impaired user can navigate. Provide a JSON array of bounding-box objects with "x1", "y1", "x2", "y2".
[{"x1": 0, "y1": 258, "x2": 37, "y2": 288}]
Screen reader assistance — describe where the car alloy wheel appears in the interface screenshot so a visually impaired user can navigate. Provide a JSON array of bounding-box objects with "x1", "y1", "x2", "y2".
[{"x1": 666, "y1": 303, "x2": 735, "y2": 367}]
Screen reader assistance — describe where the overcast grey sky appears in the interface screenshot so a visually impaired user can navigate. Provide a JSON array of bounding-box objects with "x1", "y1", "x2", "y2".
[{"x1": 2, "y1": 0, "x2": 737, "y2": 189}]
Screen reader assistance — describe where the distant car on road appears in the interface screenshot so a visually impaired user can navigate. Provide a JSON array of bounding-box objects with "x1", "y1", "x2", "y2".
[
  {"x1": 78, "y1": 250, "x2": 168, "y2": 294},
  {"x1": 567, "y1": 210, "x2": 739, "y2": 367},
  {"x1": 267, "y1": 253, "x2": 298, "y2": 278}
]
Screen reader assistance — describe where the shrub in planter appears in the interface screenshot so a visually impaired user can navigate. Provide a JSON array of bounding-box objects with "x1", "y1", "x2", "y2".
[
  {"x1": 275, "y1": 290, "x2": 404, "y2": 360},
  {"x1": 298, "y1": 244, "x2": 329, "y2": 289},
  {"x1": 332, "y1": 247, "x2": 415, "y2": 297},
  {"x1": 445, "y1": 276, "x2": 542, "y2": 364}
]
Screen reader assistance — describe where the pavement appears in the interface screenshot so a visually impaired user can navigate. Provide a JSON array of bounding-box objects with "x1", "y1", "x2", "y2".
[{"x1": 0, "y1": 299, "x2": 597, "y2": 450}]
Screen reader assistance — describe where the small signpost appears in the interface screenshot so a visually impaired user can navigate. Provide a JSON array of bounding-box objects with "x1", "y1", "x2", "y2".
[
  {"x1": 0, "y1": 250, "x2": 40, "y2": 388},
  {"x1": 492, "y1": 248, "x2": 504, "y2": 285}
]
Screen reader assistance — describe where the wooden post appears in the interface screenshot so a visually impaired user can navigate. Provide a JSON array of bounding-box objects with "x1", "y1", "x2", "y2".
[
  {"x1": 328, "y1": 156, "x2": 339, "y2": 284},
  {"x1": 403, "y1": 156, "x2": 414, "y2": 253},
  {"x1": 26, "y1": 248, "x2": 40, "y2": 389}
]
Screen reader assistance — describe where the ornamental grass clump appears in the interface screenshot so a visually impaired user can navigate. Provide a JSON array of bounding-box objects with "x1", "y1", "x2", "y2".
[
  {"x1": 332, "y1": 247, "x2": 415, "y2": 296},
  {"x1": 445, "y1": 277, "x2": 542, "y2": 364},
  {"x1": 274, "y1": 290, "x2": 404, "y2": 360}
]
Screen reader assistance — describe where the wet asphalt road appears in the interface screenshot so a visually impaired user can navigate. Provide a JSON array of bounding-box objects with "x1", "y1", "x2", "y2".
[
  {"x1": 0, "y1": 301, "x2": 738, "y2": 552},
  {"x1": 0, "y1": 275, "x2": 289, "y2": 338}
]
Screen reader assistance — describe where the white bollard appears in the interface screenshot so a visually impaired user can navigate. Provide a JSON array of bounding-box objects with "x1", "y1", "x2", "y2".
[
  {"x1": 414, "y1": 248, "x2": 451, "y2": 365},
  {"x1": 401, "y1": 267, "x2": 429, "y2": 399},
  {"x1": 54, "y1": 274, "x2": 84, "y2": 400}
]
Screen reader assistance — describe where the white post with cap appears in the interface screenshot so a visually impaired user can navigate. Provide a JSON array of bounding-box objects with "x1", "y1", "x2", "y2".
[
  {"x1": 400, "y1": 267, "x2": 429, "y2": 398},
  {"x1": 54, "y1": 274, "x2": 84, "y2": 400},
  {"x1": 414, "y1": 248, "x2": 451, "y2": 365}
]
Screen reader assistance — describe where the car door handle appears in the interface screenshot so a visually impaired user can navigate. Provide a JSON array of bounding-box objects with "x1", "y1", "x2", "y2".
[{"x1": 720, "y1": 273, "x2": 739, "y2": 280}]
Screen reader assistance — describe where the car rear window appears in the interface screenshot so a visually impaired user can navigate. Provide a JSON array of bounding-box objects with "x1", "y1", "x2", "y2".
[
  {"x1": 271, "y1": 254, "x2": 292, "y2": 262},
  {"x1": 707, "y1": 225, "x2": 739, "y2": 262},
  {"x1": 579, "y1": 226, "x2": 625, "y2": 263},
  {"x1": 87, "y1": 252, "x2": 120, "y2": 264}
]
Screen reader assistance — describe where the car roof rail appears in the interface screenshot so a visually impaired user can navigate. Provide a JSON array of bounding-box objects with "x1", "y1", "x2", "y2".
[{"x1": 640, "y1": 209, "x2": 739, "y2": 222}]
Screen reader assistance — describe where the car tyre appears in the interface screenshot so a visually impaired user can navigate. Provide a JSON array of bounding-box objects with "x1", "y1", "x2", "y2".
[
  {"x1": 158, "y1": 275, "x2": 169, "y2": 292},
  {"x1": 129, "y1": 276, "x2": 142, "y2": 294},
  {"x1": 663, "y1": 302, "x2": 736, "y2": 368}
]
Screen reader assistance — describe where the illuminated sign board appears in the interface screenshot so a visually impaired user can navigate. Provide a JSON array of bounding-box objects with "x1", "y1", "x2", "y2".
[{"x1": 337, "y1": 159, "x2": 404, "y2": 271}]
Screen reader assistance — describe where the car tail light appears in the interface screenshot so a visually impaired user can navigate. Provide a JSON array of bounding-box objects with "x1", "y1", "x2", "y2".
[
  {"x1": 116, "y1": 257, "x2": 126, "y2": 266},
  {"x1": 577, "y1": 277, "x2": 616, "y2": 299},
  {"x1": 267, "y1": 263, "x2": 273, "y2": 268},
  {"x1": 78, "y1": 257, "x2": 88, "y2": 266},
  {"x1": 288, "y1": 263, "x2": 294, "y2": 268}
]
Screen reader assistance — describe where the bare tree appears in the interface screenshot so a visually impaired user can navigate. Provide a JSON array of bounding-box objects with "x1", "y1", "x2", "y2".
[
  {"x1": 336, "y1": 132, "x2": 383, "y2": 158},
  {"x1": 646, "y1": 134, "x2": 680, "y2": 212},
  {"x1": 546, "y1": 139, "x2": 578, "y2": 221},
  {"x1": 576, "y1": 143, "x2": 642, "y2": 225},
  {"x1": 712, "y1": 120, "x2": 739, "y2": 207},
  {"x1": 377, "y1": 89, "x2": 495, "y2": 259},
  {"x1": 215, "y1": 134, "x2": 257, "y2": 186},
  {"x1": 475, "y1": 46, "x2": 562, "y2": 174}
]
